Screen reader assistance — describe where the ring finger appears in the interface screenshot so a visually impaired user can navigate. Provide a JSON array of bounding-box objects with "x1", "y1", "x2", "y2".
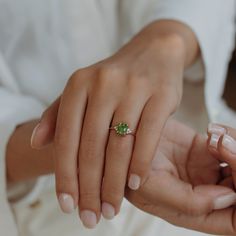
[{"x1": 102, "y1": 92, "x2": 149, "y2": 219}]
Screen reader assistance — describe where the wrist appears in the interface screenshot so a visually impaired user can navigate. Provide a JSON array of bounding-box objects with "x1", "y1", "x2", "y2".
[{"x1": 136, "y1": 20, "x2": 199, "y2": 68}]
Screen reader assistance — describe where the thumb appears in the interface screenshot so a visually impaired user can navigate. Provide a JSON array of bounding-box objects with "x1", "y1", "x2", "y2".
[
  {"x1": 136, "y1": 171, "x2": 236, "y2": 216},
  {"x1": 31, "y1": 97, "x2": 60, "y2": 149}
]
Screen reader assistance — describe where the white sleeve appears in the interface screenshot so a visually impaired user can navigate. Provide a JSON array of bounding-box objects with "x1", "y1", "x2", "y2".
[{"x1": 120, "y1": 0, "x2": 236, "y2": 81}]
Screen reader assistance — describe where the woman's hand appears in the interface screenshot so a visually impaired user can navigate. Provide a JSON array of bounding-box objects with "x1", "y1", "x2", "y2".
[
  {"x1": 126, "y1": 120, "x2": 236, "y2": 235},
  {"x1": 31, "y1": 20, "x2": 199, "y2": 228}
]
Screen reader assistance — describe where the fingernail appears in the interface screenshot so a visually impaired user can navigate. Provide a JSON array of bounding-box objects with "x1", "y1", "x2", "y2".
[
  {"x1": 58, "y1": 193, "x2": 75, "y2": 214},
  {"x1": 222, "y1": 135, "x2": 236, "y2": 155},
  {"x1": 102, "y1": 202, "x2": 115, "y2": 220},
  {"x1": 209, "y1": 134, "x2": 220, "y2": 149},
  {"x1": 213, "y1": 193, "x2": 236, "y2": 210},
  {"x1": 31, "y1": 123, "x2": 40, "y2": 148},
  {"x1": 80, "y1": 210, "x2": 97, "y2": 229},
  {"x1": 208, "y1": 123, "x2": 226, "y2": 135},
  {"x1": 128, "y1": 174, "x2": 141, "y2": 190}
]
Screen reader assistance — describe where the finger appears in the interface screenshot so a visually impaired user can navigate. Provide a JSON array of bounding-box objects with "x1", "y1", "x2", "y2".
[
  {"x1": 126, "y1": 180, "x2": 236, "y2": 235},
  {"x1": 128, "y1": 94, "x2": 175, "y2": 190},
  {"x1": 102, "y1": 93, "x2": 148, "y2": 219},
  {"x1": 78, "y1": 93, "x2": 115, "y2": 228},
  {"x1": 31, "y1": 97, "x2": 61, "y2": 149},
  {"x1": 127, "y1": 171, "x2": 236, "y2": 217},
  {"x1": 54, "y1": 76, "x2": 87, "y2": 214}
]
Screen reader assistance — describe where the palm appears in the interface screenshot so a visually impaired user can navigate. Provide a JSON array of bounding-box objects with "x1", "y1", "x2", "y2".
[{"x1": 126, "y1": 120, "x2": 236, "y2": 235}]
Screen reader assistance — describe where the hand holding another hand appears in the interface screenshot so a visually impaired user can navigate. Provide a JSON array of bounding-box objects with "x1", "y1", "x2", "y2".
[{"x1": 126, "y1": 120, "x2": 236, "y2": 236}]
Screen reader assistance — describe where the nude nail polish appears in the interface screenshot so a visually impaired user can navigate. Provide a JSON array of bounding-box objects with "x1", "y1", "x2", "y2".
[
  {"x1": 102, "y1": 202, "x2": 115, "y2": 220},
  {"x1": 128, "y1": 174, "x2": 141, "y2": 190},
  {"x1": 58, "y1": 193, "x2": 75, "y2": 214},
  {"x1": 213, "y1": 193, "x2": 236, "y2": 210},
  {"x1": 209, "y1": 134, "x2": 220, "y2": 149},
  {"x1": 208, "y1": 123, "x2": 226, "y2": 135},
  {"x1": 80, "y1": 210, "x2": 97, "y2": 229},
  {"x1": 222, "y1": 134, "x2": 236, "y2": 155}
]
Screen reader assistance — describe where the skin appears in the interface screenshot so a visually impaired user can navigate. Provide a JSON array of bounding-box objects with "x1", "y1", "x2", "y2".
[
  {"x1": 6, "y1": 120, "x2": 54, "y2": 182},
  {"x1": 7, "y1": 118, "x2": 236, "y2": 234},
  {"x1": 126, "y1": 120, "x2": 236, "y2": 236},
  {"x1": 29, "y1": 20, "x2": 199, "y2": 225}
]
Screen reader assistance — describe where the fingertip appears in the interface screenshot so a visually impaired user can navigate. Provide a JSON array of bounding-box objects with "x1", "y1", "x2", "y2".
[
  {"x1": 128, "y1": 174, "x2": 141, "y2": 190},
  {"x1": 213, "y1": 192, "x2": 236, "y2": 210},
  {"x1": 218, "y1": 134, "x2": 236, "y2": 157},
  {"x1": 58, "y1": 193, "x2": 76, "y2": 214},
  {"x1": 101, "y1": 202, "x2": 115, "y2": 220}
]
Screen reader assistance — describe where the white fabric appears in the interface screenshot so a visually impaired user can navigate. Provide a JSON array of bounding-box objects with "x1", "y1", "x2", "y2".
[{"x1": 0, "y1": 0, "x2": 235, "y2": 236}]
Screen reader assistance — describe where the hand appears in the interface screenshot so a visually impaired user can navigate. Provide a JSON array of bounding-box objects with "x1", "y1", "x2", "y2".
[
  {"x1": 126, "y1": 119, "x2": 236, "y2": 235},
  {"x1": 31, "y1": 20, "x2": 199, "y2": 228}
]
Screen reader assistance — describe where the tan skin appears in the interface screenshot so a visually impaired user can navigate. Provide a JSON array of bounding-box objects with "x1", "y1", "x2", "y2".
[
  {"x1": 7, "y1": 118, "x2": 236, "y2": 235},
  {"x1": 126, "y1": 120, "x2": 236, "y2": 236},
  {"x1": 7, "y1": 20, "x2": 199, "y2": 227}
]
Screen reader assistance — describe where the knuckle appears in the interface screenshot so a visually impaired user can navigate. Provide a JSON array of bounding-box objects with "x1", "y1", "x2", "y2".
[
  {"x1": 67, "y1": 69, "x2": 88, "y2": 90},
  {"x1": 80, "y1": 191, "x2": 100, "y2": 202},
  {"x1": 98, "y1": 66, "x2": 123, "y2": 79},
  {"x1": 96, "y1": 70, "x2": 112, "y2": 89},
  {"x1": 95, "y1": 66, "x2": 125, "y2": 90},
  {"x1": 127, "y1": 74, "x2": 146, "y2": 84},
  {"x1": 102, "y1": 186, "x2": 123, "y2": 204}
]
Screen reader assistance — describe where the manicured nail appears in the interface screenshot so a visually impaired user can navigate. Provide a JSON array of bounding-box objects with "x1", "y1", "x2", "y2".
[
  {"x1": 80, "y1": 210, "x2": 97, "y2": 229},
  {"x1": 58, "y1": 193, "x2": 75, "y2": 214},
  {"x1": 128, "y1": 174, "x2": 141, "y2": 190},
  {"x1": 31, "y1": 123, "x2": 40, "y2": 148},
  {"x1": 213, "y1": 193, "x2": 236, "y2": 210},
  {"x1": 209, "y1": 134, "x2": 220, "y2": 149},
  {"x1": 222, "y1": 135, "x2": 236, "y2": 155},
  {"x1": 102, "y1": 202, "x2": 115, "y2": 220},
  {"x1": 208, "y1": 123, "x2": 226, "y2": 135}
]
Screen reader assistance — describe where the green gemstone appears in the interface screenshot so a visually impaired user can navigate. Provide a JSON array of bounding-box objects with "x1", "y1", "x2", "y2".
[{"x1": 115, "y1": 122, "x2": 129, "y2": 136}]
